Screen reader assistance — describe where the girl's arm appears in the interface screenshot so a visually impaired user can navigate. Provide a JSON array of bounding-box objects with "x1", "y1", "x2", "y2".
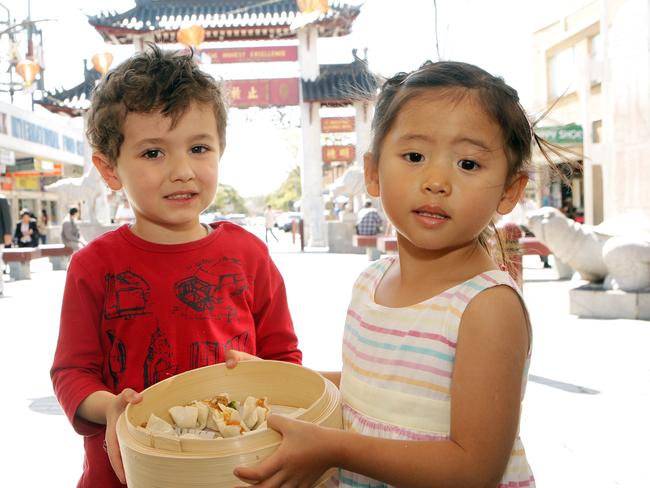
[{"x1": 235, "y1": 285, "x2": 529, "y2": 488}]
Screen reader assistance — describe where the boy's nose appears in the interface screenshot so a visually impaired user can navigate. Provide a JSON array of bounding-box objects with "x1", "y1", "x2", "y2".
[{"x1": 169, "y1": 157, "x2": 195, "y2": 182}]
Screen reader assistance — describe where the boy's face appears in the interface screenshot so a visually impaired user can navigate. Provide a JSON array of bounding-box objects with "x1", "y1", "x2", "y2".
[{"x1": 93, "y1": 102, "x2": 221, "y2": 243}]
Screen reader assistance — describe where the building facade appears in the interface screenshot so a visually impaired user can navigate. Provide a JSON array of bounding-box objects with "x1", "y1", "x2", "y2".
[
  {"x1": 532, "y1": 0, "x2": 649, "y2": 224},
  {"x1": 0, "y1": 100, "x2": 85, "y2": 224}
]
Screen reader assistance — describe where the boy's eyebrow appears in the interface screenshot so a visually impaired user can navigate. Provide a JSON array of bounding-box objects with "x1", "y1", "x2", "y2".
[{"x1": 132, "y1": 134, "x2": 218, "y2": 146}]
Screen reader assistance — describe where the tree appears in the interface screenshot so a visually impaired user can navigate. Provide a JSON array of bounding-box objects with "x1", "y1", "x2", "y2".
[
  {"x1": 208, "y1": 183, "x2": 248, "y2": 214},
  {"x1": 266, "y1": 166, "x2": 301, "y2": 211}
]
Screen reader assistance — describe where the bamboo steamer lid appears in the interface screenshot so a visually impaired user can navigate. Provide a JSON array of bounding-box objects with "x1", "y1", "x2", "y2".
[{"x1": 117, "y1": 360, "x2": 341, "y2": 487}]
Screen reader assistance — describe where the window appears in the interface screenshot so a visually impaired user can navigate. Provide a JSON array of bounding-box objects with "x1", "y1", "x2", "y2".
[{"x1": 548, "y1": 47, "x2": 575, "y2": 99}]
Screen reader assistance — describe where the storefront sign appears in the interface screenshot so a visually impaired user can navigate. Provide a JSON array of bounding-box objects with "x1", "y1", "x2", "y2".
[
  {"x1": 322, "y1": 144, "x2": 356, "y2": 163},
  {"x1": 14, "y1": 175, "x2": 40, "y2": 190},
  {"x1": 225, "y1": 78, "x2": 299, "y2": 108},
  {"x1": 535, "y1": 124, "x2": 583, "y2": 144},
  {"x1": 203, "y1": 46, "x2": 298, "y2": 64},
  {"x1": 0, "y1": 148, "x2": 15, "y2": 166},
  {"x1": 321, "y1": 117, "x2": 355, "y2": 133}
]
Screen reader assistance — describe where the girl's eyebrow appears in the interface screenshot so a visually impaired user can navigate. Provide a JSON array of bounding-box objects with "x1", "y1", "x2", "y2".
[{"x1": 397, "y1": 134, "x2": 493, "y2": 152}]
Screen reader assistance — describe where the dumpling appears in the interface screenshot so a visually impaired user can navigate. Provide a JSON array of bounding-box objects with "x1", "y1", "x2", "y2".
[
  {"x1": 145, "y1": 413, "x2": 174, "y2": 435},
  {"x1": 169, "y1": 405, "x2": 199, "y2": 429}
]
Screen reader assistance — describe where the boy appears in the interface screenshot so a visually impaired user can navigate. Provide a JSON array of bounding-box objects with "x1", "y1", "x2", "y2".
[{"x1": 50, "y1": 46, "x2": 301, "y2": 488}]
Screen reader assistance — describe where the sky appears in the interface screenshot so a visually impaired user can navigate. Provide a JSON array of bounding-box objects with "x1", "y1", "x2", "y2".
[{"x1": 0, "y1": 0, "x2": 592, "y2": 197}]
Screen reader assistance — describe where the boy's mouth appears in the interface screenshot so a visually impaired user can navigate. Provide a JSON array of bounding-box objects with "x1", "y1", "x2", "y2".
[{"x1": 165, "y1": 192, "x2": 197, "y2": 200}]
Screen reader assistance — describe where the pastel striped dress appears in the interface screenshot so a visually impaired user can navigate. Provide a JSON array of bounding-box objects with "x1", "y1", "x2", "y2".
[{"x1": 334, "y1": 256, "x2": 535, "y2": 488}]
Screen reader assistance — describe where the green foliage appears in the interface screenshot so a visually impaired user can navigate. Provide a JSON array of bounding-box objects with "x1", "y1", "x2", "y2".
[
  {"x1": 207, "y1": 183, "x2": 248, "y2": 214},
  {"x1": 266, "y1": 166, "x2": 301, "y2": 211}
]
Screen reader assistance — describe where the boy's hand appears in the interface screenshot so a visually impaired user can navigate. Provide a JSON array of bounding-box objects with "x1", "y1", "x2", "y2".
[
  {"x1": 233, "y1": 414, "x2": 333, "y2": 488},
  {"x1": 105, "y1": 388, "x2": 142, "y2": 484},
  {"x1": 225, "y1": 349, "x2": 261, "y2": 369}
]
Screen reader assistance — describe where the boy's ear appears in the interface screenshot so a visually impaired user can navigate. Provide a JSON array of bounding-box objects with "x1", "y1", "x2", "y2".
[
  {"x1": 92, "y1": 153, "x2": 122, "y2": 191},
  {"x1": 497, "y1": 173, "x2": 529, "y2": 215},
  {"x1": 363, "y1": 152, "x2": 380, "y2": 198}
]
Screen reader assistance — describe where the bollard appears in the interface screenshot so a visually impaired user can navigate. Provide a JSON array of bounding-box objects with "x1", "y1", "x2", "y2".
[
  {"x1": 291, "y1": 219, "x2": 296, "y2": 244},
  {"x1": 495, "y1": 222, "x2": 523, "y2": 288},
  {"x1": 299, "y1": 218, "x2": 305, "y2": 252}
]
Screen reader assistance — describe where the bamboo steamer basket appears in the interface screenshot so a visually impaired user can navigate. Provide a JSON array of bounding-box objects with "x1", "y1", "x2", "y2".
[{"x1": 117, "y1": 360, "x2": 341, "y2": 487}]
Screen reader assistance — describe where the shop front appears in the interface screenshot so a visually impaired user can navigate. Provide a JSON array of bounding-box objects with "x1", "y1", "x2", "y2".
[{"x1": 0, "y1": 100, "x2": 85, "y2": 227}]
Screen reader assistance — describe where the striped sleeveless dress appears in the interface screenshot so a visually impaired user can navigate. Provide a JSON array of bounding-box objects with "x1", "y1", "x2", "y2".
[{"x1": 334, "y1": 256, "x2": 535, "y2": 488}]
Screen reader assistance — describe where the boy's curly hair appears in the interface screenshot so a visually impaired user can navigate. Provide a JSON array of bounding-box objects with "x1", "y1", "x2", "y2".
[{"x1": 86, "y1": 44, "x2": 227, "y2": 163}]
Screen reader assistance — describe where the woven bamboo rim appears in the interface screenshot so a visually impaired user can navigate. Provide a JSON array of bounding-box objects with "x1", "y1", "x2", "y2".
[{"x1": 117, "y1": 360, "x2": 341, "y2": 487}]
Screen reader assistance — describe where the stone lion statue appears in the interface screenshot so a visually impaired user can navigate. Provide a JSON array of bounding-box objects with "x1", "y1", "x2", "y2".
[{"x1": 526, "y1": 207, "x2": 650, "y2": 291}]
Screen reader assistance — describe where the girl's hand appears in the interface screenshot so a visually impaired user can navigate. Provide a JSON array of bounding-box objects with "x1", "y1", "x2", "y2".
[
  {"x1": 225, "y1": 349, "x2": 261, "y2": 369},
  {"x1": 234, "y1": 414, "x2": 333, "y2": 488},
  {"x1": 104, "y1": 388, "x2": 142, "y2": 484}
]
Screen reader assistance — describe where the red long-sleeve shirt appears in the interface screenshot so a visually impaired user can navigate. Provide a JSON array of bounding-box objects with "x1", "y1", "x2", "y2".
[{"x1": 51, "y1": 222, "x2": 301, "y2": 487}]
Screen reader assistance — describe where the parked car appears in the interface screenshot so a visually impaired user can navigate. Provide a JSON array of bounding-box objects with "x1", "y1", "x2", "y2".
[{"x1": 275, "y1": 212, "x2": 302, "y2": 232}]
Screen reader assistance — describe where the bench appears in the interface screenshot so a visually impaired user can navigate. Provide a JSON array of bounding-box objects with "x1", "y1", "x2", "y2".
[
  {"x1": 377, "y1": 236, "x2": 397, "y2": 253},
  {"x1": 519, "y1": 237, "x2": 551, "y2": 256},
  {"x1": 38, "y1": 244, "x2": 74, "y2": 270},
  {"x1": 2, "y1": 247, "x2": 42, "y2": 280}
]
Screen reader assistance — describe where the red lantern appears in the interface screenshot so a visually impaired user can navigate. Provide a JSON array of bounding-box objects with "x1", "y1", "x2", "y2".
[
  {"x1": 92, "y1": 52, "x2": 114, "y2": 74},
  {"x1": 16, "y1": 59, "x2": 41, "y2": 86}
]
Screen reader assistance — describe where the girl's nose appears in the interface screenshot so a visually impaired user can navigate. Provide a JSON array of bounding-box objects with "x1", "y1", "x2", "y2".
[{"x1": 422, "y1": 167, "x2": 451, "y2": 195}]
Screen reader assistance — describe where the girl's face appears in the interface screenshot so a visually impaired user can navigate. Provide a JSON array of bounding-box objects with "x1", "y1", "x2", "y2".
[{"x1": 364, "y1": 88, "x2": 525, "y2": 255}]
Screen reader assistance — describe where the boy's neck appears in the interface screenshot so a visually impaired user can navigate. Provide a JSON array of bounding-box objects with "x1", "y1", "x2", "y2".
[{"x1": 129, "y1": 221, "x2": 210, "y2": 244}]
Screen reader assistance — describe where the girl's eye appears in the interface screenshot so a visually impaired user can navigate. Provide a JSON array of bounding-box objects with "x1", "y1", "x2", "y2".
[
  {"x1": 404, "y1": 152, "x2": 424, "y2": 163},
  {"x1": 458, "y1": 159, "x2": 479, "y2": 171},
  {"x1": 143, "y1": 149, "x2": 162, "y2": 159},
  {"x1": 191, "y1": 145, "x2": 208, "y2": 154}
]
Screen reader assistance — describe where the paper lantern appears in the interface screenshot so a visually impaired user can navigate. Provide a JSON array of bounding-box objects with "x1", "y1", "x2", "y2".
[
  {"x1": 177, "y1": 25, "x2": 205, "y2": 48},
  {"x1": 297, "y1": 0, "x2": 330, "y2": 14},
  {"x1": 15, "y1": 60, "x2": 41, "y2": 86},
  {"x1": 91, "y1": 52, "x2": 114, "y2": 74}
]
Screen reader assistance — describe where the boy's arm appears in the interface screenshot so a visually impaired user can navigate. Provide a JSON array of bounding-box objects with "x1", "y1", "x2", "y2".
[
  {"x1": 251, "y1": 252, "x2": 301, "y2": 364},
  {"x1": 50, "y1": 255, "x2": 112, "y2": 435}
]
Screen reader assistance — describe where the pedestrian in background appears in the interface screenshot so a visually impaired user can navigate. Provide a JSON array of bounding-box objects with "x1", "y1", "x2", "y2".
[
  {"x1": 50, "y1": 45, "x2": 301, "y2": 488},
  {"x1": 60, "y1": 207, "x2": 86, "y2": 251},
  {"x1": 0, "y1": 194, "x2": 12, "y2": 297},
  {"x1": 356, "y1": 199, "x2": 383, "y2": 260},
  {"x1": 38, "y1": 208, "x2": 49, "y2": 244},
  {"x1": 264, "y1": 204, "x2": 278, "y2": 243},
  {"x1": 14, "y1": 209, "x2": 39, "y2": 248},
  {"x1": 230, "y1": 60, "x2": 577, "y2": 488}
]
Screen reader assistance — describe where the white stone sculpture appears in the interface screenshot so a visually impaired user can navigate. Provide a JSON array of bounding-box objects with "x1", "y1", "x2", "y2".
[
  {"x1": 45, "y1": 164, "x2": 110, "y2": 225},
  {"x1": 526, "y1": 207, "x2": 650, "y2": 291}
]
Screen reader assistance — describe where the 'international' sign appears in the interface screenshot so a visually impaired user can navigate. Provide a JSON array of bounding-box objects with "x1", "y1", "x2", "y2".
[
  {"x1": 322, "y1": 145, "x2": 356, "y2": 163},
  {"x1": 535, "y1": 123, "x2": 583, "y2": 144},
  {"x1": 203, "y1": 46, "x2": 298, "y2": 64},
  {"x1": 225, "y1": 78, "x2": 300, "y2": 108},
  {"x1": 321, "y1": 117, "x2": 355, "y2": 133}
]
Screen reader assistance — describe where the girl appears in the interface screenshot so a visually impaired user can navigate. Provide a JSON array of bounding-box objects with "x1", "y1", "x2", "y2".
[{"x1": 233, "y1": 61, "x2": 561, "y2": 487}]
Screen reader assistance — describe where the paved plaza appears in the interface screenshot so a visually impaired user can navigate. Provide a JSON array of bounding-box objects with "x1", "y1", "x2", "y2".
[{"x1": 1, "y1": 224, "x2": 648, "y2": 487}]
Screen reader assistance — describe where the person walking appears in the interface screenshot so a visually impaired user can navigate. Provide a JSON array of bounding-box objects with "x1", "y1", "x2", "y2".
[
  {"x1": 61, "y1": 207, "x2": 86, "y2": 251},
  {"x1": 264, "y1": 204, "x2": 278, "y2": 243},
  {"x1": 0, "y1": 194, "x2": 12, "y2": 297},
  {"x1": 38, "y1": 208, "x2": 49, "y2": 244}
]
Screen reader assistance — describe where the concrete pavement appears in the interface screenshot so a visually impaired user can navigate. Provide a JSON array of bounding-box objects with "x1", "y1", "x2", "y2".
[{"x1": 1, "y1": 225, "x2": 648, "y2": 487}]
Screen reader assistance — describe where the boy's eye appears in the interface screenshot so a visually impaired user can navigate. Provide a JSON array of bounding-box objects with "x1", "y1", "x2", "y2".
[
  {"x1": 404, "y1": 152, "x2": 424, "y2": 163},
  {"x1": 191, "y1": 145, "x2": 208, "y2": 154},
  {"x1": 458, "y1": 159, "x2": 479, "y2": 170},
  {"x1": 143, "y1": 149, "x2": 162, "y2": 159}
]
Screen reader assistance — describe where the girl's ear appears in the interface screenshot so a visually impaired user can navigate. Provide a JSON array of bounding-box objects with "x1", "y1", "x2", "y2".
[
  {"x1": 363, "y1": 152, "x2": 380, "y2": 197},
  {"x1": 92, "y1": 153, "x2": 122, "y2": 191},
  {"x1": 497, "y1": 173, "x2": 529, "y2": 215}
]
